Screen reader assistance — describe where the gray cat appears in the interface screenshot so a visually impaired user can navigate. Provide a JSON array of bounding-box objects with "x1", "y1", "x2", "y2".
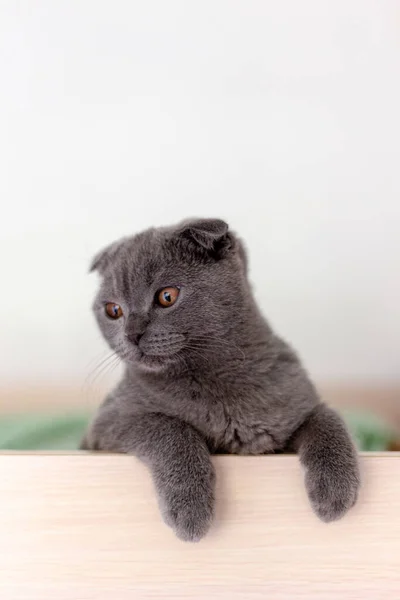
[{"x1": 81, "y1": 218, "x2": 360, "y2": 541}]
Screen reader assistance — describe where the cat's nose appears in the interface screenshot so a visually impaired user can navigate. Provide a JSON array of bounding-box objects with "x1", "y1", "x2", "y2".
[
  {"x1": 125, "y1": 331, "x2": 143, "y2": 346},
  {"x1": 125, "y1": 314, "x2": 148, "y2": 346},
  {"x1": 126, "y1": 333, "x2": 143, "y2": 346}
]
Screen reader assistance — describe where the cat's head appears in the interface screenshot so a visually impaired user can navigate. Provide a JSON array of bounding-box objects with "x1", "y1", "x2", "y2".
[{"x1": 91, "y1": 218, "x2": 250, "y2": 373}]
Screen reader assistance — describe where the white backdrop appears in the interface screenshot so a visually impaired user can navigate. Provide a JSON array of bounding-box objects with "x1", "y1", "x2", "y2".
[{"x1": 1, "y1": 0, "x2": 399, "y2": 386}]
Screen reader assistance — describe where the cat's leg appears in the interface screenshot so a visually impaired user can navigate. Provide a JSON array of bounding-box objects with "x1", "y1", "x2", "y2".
[
  {"x1": 81, "y1": 407, "x2": 215, "y2": 542},
  {"x1": 289, "y1": 403, "x2": 360, "y2": 522}
]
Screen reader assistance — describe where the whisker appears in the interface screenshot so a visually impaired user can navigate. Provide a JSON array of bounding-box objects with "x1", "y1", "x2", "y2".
[
  {"x1": 186, "y1": 336, "x2": 246, "y2": 361},
  {"x1": 95, "y1": 354, "x2": 122, "y2": 384},
  {"x1": 185, "y1": 346, "x2": 243, "y2": 365},
  {"x1": 84, "y1": 349, "x2": 111, "y2": 371},
  {"x1": 83, "y1": 347, "x2": 126, "y2": 392},
  {"x1": 188, "y1": 334, "x2": 244, "y2": 350},
  {"x1": 179, "y1": 346, "x2": 212, "y2": 366}
]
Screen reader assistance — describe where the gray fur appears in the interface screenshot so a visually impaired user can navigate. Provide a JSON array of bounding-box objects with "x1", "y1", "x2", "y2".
[{"x1": 82, "y1": 218, "x2": 360, "y2": 541}]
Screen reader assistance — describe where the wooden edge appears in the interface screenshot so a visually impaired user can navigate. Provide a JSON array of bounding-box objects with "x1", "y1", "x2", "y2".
[
  {"x1": 0, "y1": 450, "x2": 398, "y2": 456},
  {"x1": 1, "y1": 453, "x2": 400, "y2": 599}
]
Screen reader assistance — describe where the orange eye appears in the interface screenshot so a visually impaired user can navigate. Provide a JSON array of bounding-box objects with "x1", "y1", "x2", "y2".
[
  {"x1": 105, "y1": 303, "x2": 123, "y2": 319},
  {"x1": 157, "y1": 287, "x2": 180, "y2": 307}
]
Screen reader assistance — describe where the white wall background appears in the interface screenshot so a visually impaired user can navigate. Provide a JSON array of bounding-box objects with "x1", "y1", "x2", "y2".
[{"x1": 0, "y1": 0, "x2": 399, "y2": 387}]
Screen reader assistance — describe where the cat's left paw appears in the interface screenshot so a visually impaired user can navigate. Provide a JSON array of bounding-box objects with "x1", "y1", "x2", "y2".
[
  {"x1": 161, "y1": 486, "x2": 214, "y2": 542},
  {"x1": 305, "y1": 459, "x2": 360, "y2": 522}
]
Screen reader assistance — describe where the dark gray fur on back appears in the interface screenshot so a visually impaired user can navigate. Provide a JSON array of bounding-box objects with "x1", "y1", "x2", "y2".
[{"x1": 82, "y1": 218, "x2": 360, "y2": 541}]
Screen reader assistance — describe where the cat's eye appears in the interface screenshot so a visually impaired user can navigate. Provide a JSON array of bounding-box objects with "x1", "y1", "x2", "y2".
[
  {"x1": 156, "y1": 287, "x2": 180, "y2": 308},
  {"x1": 105, "y1": 303, "x2": 123, "y2": 319}
]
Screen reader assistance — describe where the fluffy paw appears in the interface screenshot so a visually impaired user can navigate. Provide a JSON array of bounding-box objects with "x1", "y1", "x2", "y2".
[
  {"x1": 305, "y1": 459, "x2": 360, "y2": 522},
  {"x1": 160, "y1": 486, "x2": 214, "y2": 542}
]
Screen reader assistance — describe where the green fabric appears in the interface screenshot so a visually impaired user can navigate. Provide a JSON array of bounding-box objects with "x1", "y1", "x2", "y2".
[
  {"x1": 341, "y1": 409, "x2": 398, "y2": 452},
  {"x1": 0, "y1": 413, "x2": 89, "y2": 450},
  {"x1": 0, "y1": 409, "x2": 397, "y2": 451}
]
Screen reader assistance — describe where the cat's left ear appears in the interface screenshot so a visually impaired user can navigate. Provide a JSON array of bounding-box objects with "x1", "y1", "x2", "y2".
[
  {"x1": 178, "y1": 218, "x2": 234, "y2": 258},
  {"x1": 89, "y1": 239, "x2": 125, "y2": 274}
]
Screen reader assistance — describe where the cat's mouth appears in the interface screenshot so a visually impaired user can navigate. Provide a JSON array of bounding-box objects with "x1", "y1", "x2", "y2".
[
  {"x1": 121, "y1": 344, "x2": 180, "y2": 371},
  {"x1": 132, "y1": 335, "x2": 185, "y2": 370},
  {"x1": 136, "y1": 351, "x2": 178, "y2": 372},
  {"x1": 121, "y1": 334, "x2": 186, "y2": 371}
]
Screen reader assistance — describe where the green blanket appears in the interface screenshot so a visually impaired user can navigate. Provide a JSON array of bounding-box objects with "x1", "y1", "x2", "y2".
[
  {"x1": 0, "y1": 413, "x2": 89, "y2": 450},
  {"x1": 0, "y1": 410, "x2": 397, "y2": 451}
]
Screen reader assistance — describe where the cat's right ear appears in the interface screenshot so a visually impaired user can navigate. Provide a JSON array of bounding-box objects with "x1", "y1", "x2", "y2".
[
  {"x1": 177, "y1": 218, "x2": 234, "y2": 259},
  {"x1": 89, "y1": 240, "x2": 124, "y2": 274}
]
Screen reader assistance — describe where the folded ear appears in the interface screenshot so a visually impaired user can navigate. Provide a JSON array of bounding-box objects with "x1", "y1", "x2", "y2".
[
  {"x1": 178, "y1": 218, "x2": 233, "y2": 258},
  {"x1": 89, "y1": 239, "x2": 125, "y2": 274}
]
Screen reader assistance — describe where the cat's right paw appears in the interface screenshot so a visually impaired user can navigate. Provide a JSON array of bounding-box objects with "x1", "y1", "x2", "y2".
[
  {"x1": 305, "y1": 456, "x2": 360, "y2": 522},
  {"x1": 160, "y1": 486, "x2": 214, "y2": 542}
]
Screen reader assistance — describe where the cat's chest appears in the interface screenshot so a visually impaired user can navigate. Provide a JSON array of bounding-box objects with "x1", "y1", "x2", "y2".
[{"x1": 162, "y1": 376, "x2": 280, "y2": 455}]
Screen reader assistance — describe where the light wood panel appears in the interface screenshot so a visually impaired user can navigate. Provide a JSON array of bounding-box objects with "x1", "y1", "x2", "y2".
[{"x1": 1, "y1": 453, "x2": 399, "y2": 599}]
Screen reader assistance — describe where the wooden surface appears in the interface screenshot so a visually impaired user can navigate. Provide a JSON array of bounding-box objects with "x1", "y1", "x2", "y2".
[{"x1": 1, "y1": 453, "x2": 399, "y2": 599}]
